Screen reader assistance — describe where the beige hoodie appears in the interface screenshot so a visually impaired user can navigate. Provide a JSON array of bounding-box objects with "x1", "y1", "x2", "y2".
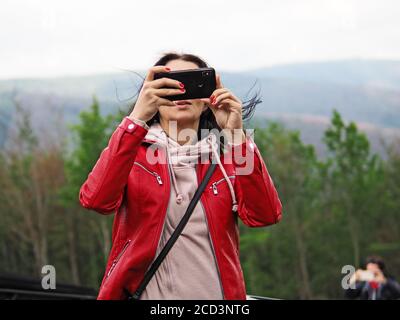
[{"x1": 139, "y1": 122, "x2": 236, "y2": 300}]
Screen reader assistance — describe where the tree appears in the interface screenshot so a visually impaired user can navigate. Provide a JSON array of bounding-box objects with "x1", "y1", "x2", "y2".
[
  {"x1": 0, "y1": 103, "x2": 64, "y2": 276},
  {"x1": 323, "y1": 110, "x2": 382, "y2": 267},
  {"x1": 59, "y1": 97, "x2": 117, "y2": 286},
  {"x1": 241, "y1": 121, "x2": 322, "y2": 299}
]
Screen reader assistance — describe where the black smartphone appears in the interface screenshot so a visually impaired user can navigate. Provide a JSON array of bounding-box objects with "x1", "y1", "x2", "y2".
[{"x1": 154, "y1": 67, "x2": 216, "y2": 101}]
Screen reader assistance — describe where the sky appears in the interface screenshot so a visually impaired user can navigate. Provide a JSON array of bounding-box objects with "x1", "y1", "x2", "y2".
[{"x1": 1, "y1": 0, "x2": 400, "y2": 79}]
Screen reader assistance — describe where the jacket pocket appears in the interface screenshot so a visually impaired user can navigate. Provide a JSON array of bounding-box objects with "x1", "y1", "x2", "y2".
[
  {"x1": 134, "y1": 161, "x2": 163, "y2": 185},
  {"x1": 106, "y1": 239, "x2": 132, "y2": 278},
  {"x1": 209, "y1": 176, "x2": 235, "y2": 195}
]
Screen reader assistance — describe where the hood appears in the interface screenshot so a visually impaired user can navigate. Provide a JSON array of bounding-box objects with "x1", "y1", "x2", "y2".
[{"x1": 144, "y1": 122, "x2": 238, "y2": 211}]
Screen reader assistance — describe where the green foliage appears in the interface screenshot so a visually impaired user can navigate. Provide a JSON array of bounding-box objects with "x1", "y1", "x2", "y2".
[
  {"x1": 0, "y1": 97, "x2": 121, "y2": 288},
  {"x1": 240, "y1": 122, "x2": 323, "y2": 299},
  {"x1": 60, "y1": 97, "x2": 115, "y2": 206},
  {"x1": 240, "y1": 111, "x2": 399, "y2": 299},
  {"x1": 56, "y1": 97, "x2": 120, "y2": 287}
]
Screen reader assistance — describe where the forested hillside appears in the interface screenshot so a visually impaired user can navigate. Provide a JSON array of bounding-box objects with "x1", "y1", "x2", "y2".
[{"x1": 0, "y1": 99, "x2": 398, "y2": 299}]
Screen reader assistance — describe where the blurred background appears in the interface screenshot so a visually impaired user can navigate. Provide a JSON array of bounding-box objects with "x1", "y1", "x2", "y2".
[{"x1": 0, "y1": 0, "x2": 399, "y2": 299}]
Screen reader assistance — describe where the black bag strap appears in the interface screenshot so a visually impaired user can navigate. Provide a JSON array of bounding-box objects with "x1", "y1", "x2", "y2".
[{"x1": 125, "y1": 162, "x2": 217, "y2": 300}]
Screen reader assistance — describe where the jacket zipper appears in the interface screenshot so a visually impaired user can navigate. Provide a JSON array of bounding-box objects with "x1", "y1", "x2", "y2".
[
  {"x1": 146, "y1": 150, "x2": 173, "y2": 291},
  {"x1": 134, "y1": 161, "x2": 163, "y2": 185},
  {"x1": 210, "y1": 176, "x2": 235, "y2": 195},
  {"x1": 107, "y1": 239, "x2": 132, "y2": 278},
  {"x1": 195, "y1": 163, "x2": 225, "y2": 298}
]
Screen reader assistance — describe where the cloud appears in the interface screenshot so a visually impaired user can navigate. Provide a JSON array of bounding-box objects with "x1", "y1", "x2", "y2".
[{"x1": 0, "y1": 0, "x2": 399, "y2": 78}]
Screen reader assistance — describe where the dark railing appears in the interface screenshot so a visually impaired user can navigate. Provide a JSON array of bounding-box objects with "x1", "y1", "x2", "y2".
[
  {"x1": 0, "y1": 273, "x2": 97, "y2": 300},
  {"x1": 246, "y1": 294, "x2": 280, "y2": 300},
  {"x1": 0, "y1": 273, "x2": 280, "y2": 300}
]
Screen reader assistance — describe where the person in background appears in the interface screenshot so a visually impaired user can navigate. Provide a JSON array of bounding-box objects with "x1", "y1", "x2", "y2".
[{"x1": 345, "y1": 255, "x2": 400, "y2": 300}]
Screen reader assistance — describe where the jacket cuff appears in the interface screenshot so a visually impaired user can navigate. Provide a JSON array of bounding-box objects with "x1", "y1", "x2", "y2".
[{"x1": 118, "y1": 116, "x2": 149, "y2": 136}]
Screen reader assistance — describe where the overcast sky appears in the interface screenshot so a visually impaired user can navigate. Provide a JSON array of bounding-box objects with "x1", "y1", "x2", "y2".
[{"x1": 1, "y1": 0, "x2": 399, "y2": 79}]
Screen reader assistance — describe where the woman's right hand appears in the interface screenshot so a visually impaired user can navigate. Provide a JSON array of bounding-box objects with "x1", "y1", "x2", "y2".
[{"x1": 129, "y1": 66, "x2": 185, "y2": 122}]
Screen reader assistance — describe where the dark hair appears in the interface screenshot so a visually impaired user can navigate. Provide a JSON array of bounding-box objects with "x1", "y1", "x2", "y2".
[
  {"x1": 128, "y1": 52, "x2": 262, "y2": 140},
  {"x1": 365, "y1": 255, "x2": 386, "y2": 273}
]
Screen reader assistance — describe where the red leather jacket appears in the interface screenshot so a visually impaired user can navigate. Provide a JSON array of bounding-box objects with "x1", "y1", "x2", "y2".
[{"x1": 79, "y1": 117, "x2": 282, "y2": 300}]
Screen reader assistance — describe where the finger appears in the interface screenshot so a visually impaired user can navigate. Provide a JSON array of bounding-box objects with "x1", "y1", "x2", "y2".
[
  {"x1": 200, "y1": 98, "x2": 211, "y2": 104},
  {"x1": 151, "y1": 77, "x2": 184, "y2": 89},
  {"x1": 213, "y1": 92, "x2": 232, "y2": 105},
  {"x1": 154, "y1": 87, "x2": 186, "y2": 97},
  {"x1": 216, "y1": 98, "x2": 241, "y2": 110},
  {"x1": 207, "y1": 101, "x2": 219, "y2": 116},
  {"x1": 229, "y1": 93, "x2": 242, "y2": 103},
  {"x1": 157, "y1": 97, "x2": 176, "y2": 107},
  {"x1": 210, "y1": 88, "x2": 229, "y2": 100},
  {"x1": 210, "y1": 89, "x2": 229, "y2": 105},
  {"x1": 216, "y1": 73, "x2": 223, "y2": 89},
  {"x1": 145, "y1": 65, "x2": 171, "y2": 82}
]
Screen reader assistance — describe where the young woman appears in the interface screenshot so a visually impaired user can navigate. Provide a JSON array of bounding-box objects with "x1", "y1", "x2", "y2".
[{"x1": 79, "y1": 52, "x2": 282, "y2": 300}]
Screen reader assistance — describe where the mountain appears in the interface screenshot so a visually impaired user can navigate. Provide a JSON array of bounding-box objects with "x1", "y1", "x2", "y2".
[
  {"x1": 246, "y1": 59, "x2": 400, "y2": 89},
  {"x1": 0, "y1": 59, "x2": 399, "y2": 155}
]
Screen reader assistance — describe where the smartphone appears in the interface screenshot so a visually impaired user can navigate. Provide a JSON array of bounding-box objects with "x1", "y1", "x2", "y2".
[
  {"x1": 154, "y1": 67, "x2": 216, "y2": 101},
  {"x1": 359, "y1": 270, "x2": 374, "y2": 282}
]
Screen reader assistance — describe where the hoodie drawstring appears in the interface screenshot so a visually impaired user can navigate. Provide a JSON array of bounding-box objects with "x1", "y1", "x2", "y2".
[
  {"x1": 206, "y1": 135, "x2": 238, "y2": 212},
  {"x1": 163, "y1": 130, "x2": 184, "y2": 204},
  {"x1": 160, "y1": 130, "x2": 238, "y2": 212}
]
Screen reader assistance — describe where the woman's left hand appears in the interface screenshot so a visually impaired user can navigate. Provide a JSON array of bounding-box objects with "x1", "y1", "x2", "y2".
[{"x1": 200, "y1": 74, "x2": 245, "y2": 143}]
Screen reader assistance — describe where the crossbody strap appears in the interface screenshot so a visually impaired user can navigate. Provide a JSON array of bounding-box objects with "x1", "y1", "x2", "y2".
[{"x1": 126, "y1": 162, "x2": 217, "y2": 300}]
